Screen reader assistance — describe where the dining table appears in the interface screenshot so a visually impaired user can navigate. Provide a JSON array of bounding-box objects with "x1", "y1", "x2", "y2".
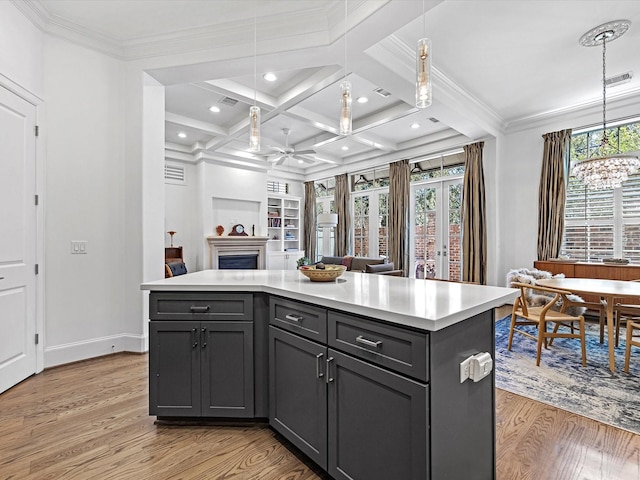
[{"x1": 536, "y1": 277, "x2": 640, "y2": 372}]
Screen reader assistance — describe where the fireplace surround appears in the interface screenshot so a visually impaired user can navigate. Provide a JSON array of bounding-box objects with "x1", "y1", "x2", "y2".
[{"x1": 207, "y1": 236, "x2": 269, "y2": 269}]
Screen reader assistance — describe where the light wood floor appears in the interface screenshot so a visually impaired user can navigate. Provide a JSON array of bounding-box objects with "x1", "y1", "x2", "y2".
[{"x1": 2, "y1": 337, "x2": 639, "y2": 478}]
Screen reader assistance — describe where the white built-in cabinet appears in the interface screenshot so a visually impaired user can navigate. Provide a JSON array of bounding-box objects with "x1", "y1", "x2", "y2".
[{"x1": 267, "y1": 195, "x2": 304, "y2": 270}]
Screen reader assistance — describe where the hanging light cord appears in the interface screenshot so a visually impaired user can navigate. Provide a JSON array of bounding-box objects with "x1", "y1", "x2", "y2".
[
  {"x1": 344, "y1": 0, "x2": 347, "y2": 79},
  {"x1": 422, "y1": 0, "x2": 425, "y2": 36},
  {"x1": 253, "y1": 10, "x2": 257, "y2": 106},
  {"x1": 601, "y1": 34, "x2": 607, "y2": 140}
]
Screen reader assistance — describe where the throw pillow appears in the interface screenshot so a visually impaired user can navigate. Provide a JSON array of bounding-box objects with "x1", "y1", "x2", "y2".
[
  {"x1": 341, "y1": 256, "x2": 354, "y2": 270},
  {"x1": 366, "y1": 262, "x2": 394, "y2": 273}
]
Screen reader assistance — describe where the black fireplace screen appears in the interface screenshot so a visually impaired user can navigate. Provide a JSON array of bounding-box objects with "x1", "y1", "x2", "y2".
[{"x1": 218, "y1": 254, "x2": 258, "y2": 270}]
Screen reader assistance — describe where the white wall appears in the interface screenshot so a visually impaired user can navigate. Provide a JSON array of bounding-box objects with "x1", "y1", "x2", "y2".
[
  {"x1": 0, "y1": 2, "x2": 44, "y2": 98},
  {"x1": 42, "y1": 35, "x2": 129, "y2": 366},
  {"x1": 165, "y1": 162, "x2": 199, "y2": 271},
  {"x1": 496, "y1": 97, "x2": 640, "y2": 287}
]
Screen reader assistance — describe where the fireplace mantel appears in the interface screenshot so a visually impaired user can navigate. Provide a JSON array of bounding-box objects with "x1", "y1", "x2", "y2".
[{"x1": 207, "y1": 236, "x2": 269, "y2": 269}]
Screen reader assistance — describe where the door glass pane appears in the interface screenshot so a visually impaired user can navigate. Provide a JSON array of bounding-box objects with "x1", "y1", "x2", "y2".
[
  {"x1": 354, "y1": 196, "x2": 370, "y2": 257},
  {"x1": 447, "y1": 183, "x2": 462, "y2": 281},
  {"x1": 414, "y1": 187, "x2": 436, "y2": 278},
  {"x1": 378, "y1": 193, "x2": 388, "y2": 258}
]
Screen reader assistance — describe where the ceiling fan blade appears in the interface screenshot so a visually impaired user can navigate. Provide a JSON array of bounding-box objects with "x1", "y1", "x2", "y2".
[
  {"x1": 275, "y1": 156, "x2": 286, "y2": 165},
  {"x1": 268, "y1": 146, "x2": 286, "y2": 154},
  {"x1": 293, "y1": 149, "x2": 316, "y2": 155}
]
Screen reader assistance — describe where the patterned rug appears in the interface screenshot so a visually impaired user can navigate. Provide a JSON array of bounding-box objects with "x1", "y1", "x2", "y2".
[{"x1": 495, "y1": 316, "x2": 640, "y2": 435}]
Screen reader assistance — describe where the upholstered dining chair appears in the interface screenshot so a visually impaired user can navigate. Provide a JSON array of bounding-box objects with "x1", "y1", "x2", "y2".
[
  {"x1": 508, "y1": 282, "x2": 587, "y2": 366},
  {"x1": 624, "y1": 320, "x2": 640, "y2": 373}
]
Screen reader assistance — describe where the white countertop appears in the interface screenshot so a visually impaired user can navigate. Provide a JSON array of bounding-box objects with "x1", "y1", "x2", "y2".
[{"x1": 141, "y1": 270, "x2": 518, "y2": 332}]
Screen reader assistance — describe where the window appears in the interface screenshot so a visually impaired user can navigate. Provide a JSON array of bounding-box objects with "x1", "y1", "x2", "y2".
[
  {"x1": 563, "y1": 120, "x2": 640, "y2": 262},
  {"x1": 351, "y1": 168, "x2": 389, "y2": 258},
  {"x1": 315, "y1": 178, "x2": 335, "y2": 261}
]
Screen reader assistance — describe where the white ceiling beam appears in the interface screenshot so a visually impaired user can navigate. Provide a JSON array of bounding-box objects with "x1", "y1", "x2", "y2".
[{"x1": 165, "y1": 112, "x2": 227, "y2": 136}]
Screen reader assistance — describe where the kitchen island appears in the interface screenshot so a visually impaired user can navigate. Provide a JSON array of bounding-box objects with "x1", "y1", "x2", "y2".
[{"x1": 142, "y1": 270, "x2": 517, "y2": 480}]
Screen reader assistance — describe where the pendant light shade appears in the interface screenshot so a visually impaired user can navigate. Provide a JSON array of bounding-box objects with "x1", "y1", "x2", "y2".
[
  {"x1": 249, "y1": 105, "x2": 260, "y2": 152},
  {"x1": 416, "y1": 37, "x2": 432, "y2": 108},
  {"x1": 339, "y1": 80, "x2": 352, "y2": 135},
  {"x1": 572, "y1": 19, "x2": 639, "y2": 189}
]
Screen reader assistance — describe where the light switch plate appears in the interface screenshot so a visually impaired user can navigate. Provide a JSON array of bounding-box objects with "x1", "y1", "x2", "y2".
[{"x1": 71, "y1": 240, "x2": 87, "y2": 254}]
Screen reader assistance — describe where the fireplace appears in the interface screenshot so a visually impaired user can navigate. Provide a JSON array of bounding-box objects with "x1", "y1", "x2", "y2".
[
  {"x1": 207, "y1": 236, "x2": 269, "y2": 269},
  {"x1": 218, "y1": 254, "x2": 258, "y2": 270}
]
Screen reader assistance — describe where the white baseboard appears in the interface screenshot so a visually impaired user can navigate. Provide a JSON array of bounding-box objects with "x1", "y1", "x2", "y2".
[{"x1": 44, "y1": 333, "x2": 149, "y2": 368}]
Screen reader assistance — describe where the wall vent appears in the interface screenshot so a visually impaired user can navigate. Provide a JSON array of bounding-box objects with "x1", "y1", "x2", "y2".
[
  {"x1": 165, "y1": 163, "x2": 186, "y2": 184},
  {"x1": 429, "y1": 117, "x2": 440, "y2": 123},
  {"x1": 605, "y1": 71, "x2": 633, "y2": 87},
  {"x1": 373, "y1": 87, "x2": 391, "y2": 98},
  {"x1": 220, "y1": 96, "x2": 239, "y2": 106}
]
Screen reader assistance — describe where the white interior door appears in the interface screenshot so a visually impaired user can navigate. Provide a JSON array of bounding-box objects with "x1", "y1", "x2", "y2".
[{"x1": 0, "y1": 85, "x2": 37, "y2": 394}]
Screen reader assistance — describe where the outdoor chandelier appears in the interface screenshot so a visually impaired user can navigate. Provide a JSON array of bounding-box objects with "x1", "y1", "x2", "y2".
[
  {"x1": 249, "y1": 9, "x2": 260, "y2": 152},
  {"x1": 572, "y1": 20, "x2": 639, "y2": 189},
  {"x1": 416, "y1": 0, "x2": 432, "y2": 108},
  {"x1": 339, "y1": 0, "x2": 352, "y2": 135}
]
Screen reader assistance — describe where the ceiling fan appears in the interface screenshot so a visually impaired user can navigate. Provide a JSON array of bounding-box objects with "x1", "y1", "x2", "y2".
[{"x1": 269, "y1": 128, "x2": 315, "y2": 165}]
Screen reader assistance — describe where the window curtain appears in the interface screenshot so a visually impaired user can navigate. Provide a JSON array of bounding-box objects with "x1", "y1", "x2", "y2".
[
  {"x1": 303, "y1": 181, "x2": 317, "y2": 262},
  {"x1": 334, "y1": 173, "x2": 351, "y2": 256},
  {"x1": 537, "y1": 129, "x2": 571, "y2": 260},
  {"x1": 388, "y1": 159, "x2": 410, "y2": 275},
  {"x1": 462, "y1": 141, "x2": 487, "y2": 284}
]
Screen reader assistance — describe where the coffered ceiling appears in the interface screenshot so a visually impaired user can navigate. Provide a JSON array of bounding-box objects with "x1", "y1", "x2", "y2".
[{"x1": 24, "y1": 0, "x2": 640, "y2": 178}]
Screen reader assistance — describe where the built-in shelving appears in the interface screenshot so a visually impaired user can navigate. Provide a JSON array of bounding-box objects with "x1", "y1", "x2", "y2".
[{"x1": 267, "y1": 194, "x2": 304, "y2": 269}]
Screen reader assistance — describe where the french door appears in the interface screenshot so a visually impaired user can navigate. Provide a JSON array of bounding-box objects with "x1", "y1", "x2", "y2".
[
  {"x1": 352, "y1": 191, "x2": 388, "y2": 258},
  {"x1": 410, "y1": 179, "x2": 462, "y2": 280}
]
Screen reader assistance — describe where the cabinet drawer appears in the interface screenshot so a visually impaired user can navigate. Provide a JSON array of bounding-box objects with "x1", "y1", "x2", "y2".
[
  {"x1": 150, "y1": 292, "x2": 253, "y2": 321},
  {"x1": 328, "y1": 311, "x2": 428, "y2": 382},
  {"x1": 270, "y1": 297, "x2": 327, "y2": 342}
]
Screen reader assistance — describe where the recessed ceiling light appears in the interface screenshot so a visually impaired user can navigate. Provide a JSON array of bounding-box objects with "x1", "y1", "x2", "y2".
[
  {"x1": 209, "y1": 105, "x2": 221, "y2": 113},
  {"x1": 341, "y1": 146, "x2": 349, "y2": 151},
  {"x1": 178, "y1": 132, "x2": 187, "y2": 138},
  {"x1": 298, "y1": 159, "x2": 304, "y2": 164},
  {"x1": 357, "y1": 96, "x2": 368, "y2": 104},
  {"x1": 410, "y1": 123, "x2": 421, "y2": 129},
  {"x1": 263, "y1": 72, "x2": 277, "y2": 82}
]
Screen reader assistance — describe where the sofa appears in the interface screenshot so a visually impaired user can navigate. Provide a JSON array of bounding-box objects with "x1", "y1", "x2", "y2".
[{"x1": 319, "y1": 256, "x2": 404, "y2": 276}]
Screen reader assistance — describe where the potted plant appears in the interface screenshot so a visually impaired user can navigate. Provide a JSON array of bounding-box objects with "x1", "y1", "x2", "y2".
[{"x1": 296, "y1": 257, "x2": 310, "y2": 269}]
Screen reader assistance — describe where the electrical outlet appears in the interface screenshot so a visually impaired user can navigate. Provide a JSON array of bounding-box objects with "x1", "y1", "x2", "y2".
[{"x1": 460, "y1": 357, "x2": 471, "y2": 383}]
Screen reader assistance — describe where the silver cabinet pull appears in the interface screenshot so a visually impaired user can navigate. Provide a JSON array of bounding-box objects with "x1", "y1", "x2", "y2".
[
  {"x1": 285, "y1": 314, "x2": 303, "y2": 322},
  {"x1": 356, "y1": 335, "x2": 382, "y2": 348},
  {"x1": 190, "y1": 305, "x2": 210, "y2": 313},
  {"x1": 201, "y1": 327, "x2": 207, "y2": 348},
  {"x1": 316, "y1": 353, "x2": 324, "y2": 378},
  {"x1": 191, "y1": 328, "x2": 198, "y2": 349},
  {"x1": 326, "y1": 357, "x2": 334, "y2": 383}
]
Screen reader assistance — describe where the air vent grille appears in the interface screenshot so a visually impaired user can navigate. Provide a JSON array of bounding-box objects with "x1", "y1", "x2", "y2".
[
  {"x1": 165, "y1": 163, "x2": 185, "y2": 184},
  {"x1": 605, "y1": 71, "x2": 633, "y2": 87},
  {"x1": 429, "y1": 117, "x2": 440, "y2": 123},
  {"x1": 220, "y1": 96, "x2": 239, "y2": 106},
  {"x1": 373, "y1": 87, "x2": 391, "y2": 98}
]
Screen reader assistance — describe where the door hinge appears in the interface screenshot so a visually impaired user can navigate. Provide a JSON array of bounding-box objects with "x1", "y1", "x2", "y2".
[
  {"x1": 34, "y1": 125, "x2": 39, "y2": 137},
  {"x1": 35, "y1": 264, "x2": 39, "y2": 275},
  {"x1": 35, "y1": 333, "x2": 39, "y2": 345},
  {"x1": 35, "y1": 194, "x2": 39, "y2": 206}
]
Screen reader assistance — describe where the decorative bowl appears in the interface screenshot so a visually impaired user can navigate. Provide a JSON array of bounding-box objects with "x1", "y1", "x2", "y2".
[{"x1": 299, "y1": 264, "x2": 347, "y2": 282}]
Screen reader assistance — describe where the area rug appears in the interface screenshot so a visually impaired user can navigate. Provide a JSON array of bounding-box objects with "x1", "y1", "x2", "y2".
[{"x1": 495, "y1": 316, "x2": 640, "y2": 435}]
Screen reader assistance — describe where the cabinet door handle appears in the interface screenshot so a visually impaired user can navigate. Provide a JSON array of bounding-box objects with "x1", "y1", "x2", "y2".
[
  {"x1": 326, "y1": 356, "x2": 334, "y2": 383},
  {"x1": 356, "y1": 335, "x2": 382, "y2": 348},
  {"x1": 285, "y1": 314, "x2": 303, "y2": 323},
  {"x1": 201, "y1": 327, "x2": 207, "y2": 348},
  {"x1": 316, "y1": 353, "x2": 324, "y2": 378},
  {"x1": 190, "y1": 305, "x2": 210, "y2": 313},
  {"x1": 191, "y1": 328, "x2": 198, "y2": 348}
]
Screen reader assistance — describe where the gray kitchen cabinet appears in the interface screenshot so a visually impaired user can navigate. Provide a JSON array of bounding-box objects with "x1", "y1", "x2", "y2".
[
  {"x1": 269, "y1": 298, "x2": 430, "y2": 480},
  {"x1": 149, "y1": 292, "x2": 254, "y2": 418},
  {"x1": 269, "y1": 326, "x2": 327, "y2": 469}
]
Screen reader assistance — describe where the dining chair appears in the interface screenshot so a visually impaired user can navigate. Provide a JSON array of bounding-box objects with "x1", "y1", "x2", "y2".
[
  {"x1": 614, "y1": 279, "x2": 640, "y2": 347},
  {"x1": 508, "y1": 282, "x2": 587, "y2": 366},
  {"x1": 624, "y1": 320, "x2": 640, "y2": 373}
]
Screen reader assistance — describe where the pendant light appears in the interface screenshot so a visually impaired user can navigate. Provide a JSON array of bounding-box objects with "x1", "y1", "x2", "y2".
[
  {"x1": 249, "y1": 7, "x2": 261, "y2": 152},
  {"x1": 572, "y1": 20, "x2": 639, "y2": 189},
  {"x1": 339, "y1": 0, "x2": 352, "y2": 135},
  {"x1": 415, "y1": 0, "x2": 432, "y2": 108}
]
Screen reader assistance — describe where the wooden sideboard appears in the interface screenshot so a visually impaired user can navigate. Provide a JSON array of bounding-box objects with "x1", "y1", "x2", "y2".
[{"x1": 534, "y1": 260, "x2": 640, "y2": 304}]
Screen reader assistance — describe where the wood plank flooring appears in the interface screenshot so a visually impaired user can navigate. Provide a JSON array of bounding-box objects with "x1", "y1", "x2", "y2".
[{"x1": 1, "y1": 350, "x2": 639, "y2": 479}]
